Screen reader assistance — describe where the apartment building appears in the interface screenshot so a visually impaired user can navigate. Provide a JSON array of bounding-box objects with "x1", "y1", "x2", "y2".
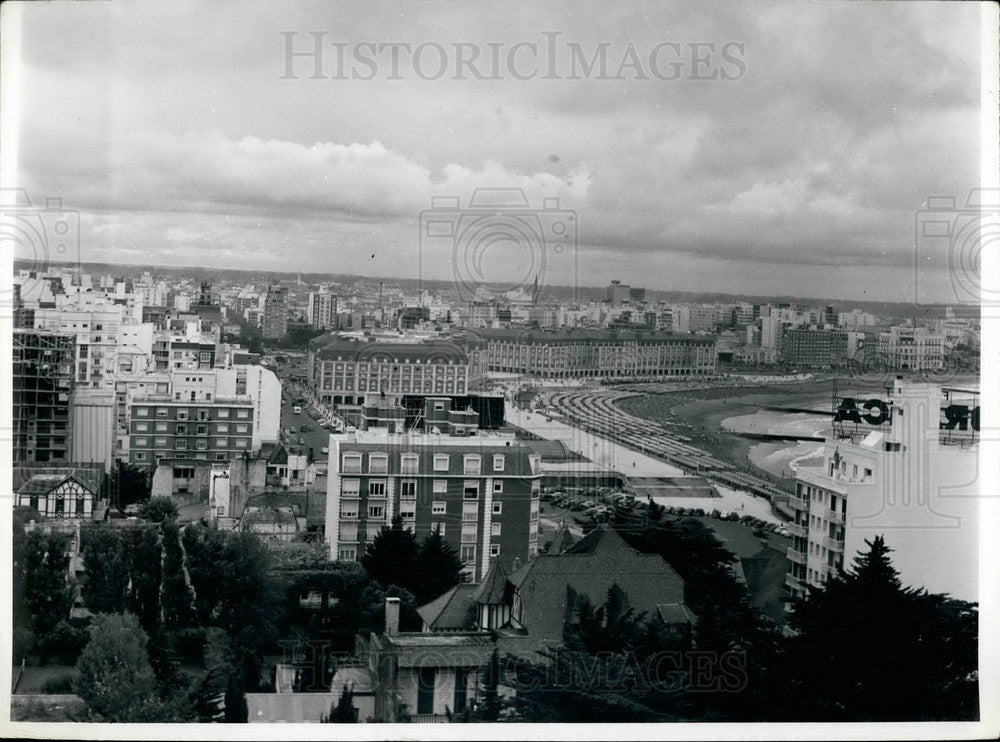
[
  {"x1": 786, "y1": 381, "x2": 980, "y2": 603},
  {"x1": 13, "y1": 330, "x2": 76, "y2": 465},
  {"x1": 126, "y1": 392, "x2": 256, "y2": 466},
  {"x1": 877, "y1": 326, "x2": 944, "y2": 371},
  {"x1": 33, "y1": 303, "x2": 124, "y2": 389},
  {"x1": 308, "y1": 335, "x2": 474, "y2": 405},
  {"x1": 325, "y1": 418, "x2": 542, "y2": 579},
  {"x1": 307, "y1": 292, "x2": 339, "y2": 329},
  {"x1": 470, "y1": 328, "x2": 716, "y2": 379},
  {"x1": 263, "y1": 285, "x2": 289, "y2": 339}
]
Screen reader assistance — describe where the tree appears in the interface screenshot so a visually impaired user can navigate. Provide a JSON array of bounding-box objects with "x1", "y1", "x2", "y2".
[
  {"x1": 181, "y1": 522, "x2": 227, "y2": 625},
  {"x1": 19, "y1": 530, "x2": 74, "y2": 662},
  {"x1": 217, "y1": 531, "x2": 283, "y2": 690},
  {"x1": 780, "y1": 536, "x2": 978, "y2": 722},
  {"x1": 80, "y1": 527, "x2": 131, "y2": 614},
  {"x1": 360, "y1": 516, "x2": 419, "y2": 593},
  {"x1": 139, "y1": 496, "x2": 179, "y2": 523},
  {"x1": 111, "y1": 461, "x2": 151, "y2": 510},
  {"x1": 74, "y1": 613, "x2": 190, "y2": 722},
  {"x1": 565, "y1": 583, "x2": 648, "y2": 656},
  {"x1": 413, "y1": 529, "x2": 464, "y2": 604},
  {"x1": 127, "y1": 525, "x2": 163, "y2": 634},
  {"x1": 323, "y1": 685, "x2": 358, "y2": 722}
]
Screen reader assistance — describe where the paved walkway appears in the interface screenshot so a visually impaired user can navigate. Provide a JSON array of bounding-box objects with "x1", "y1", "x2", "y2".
[{"x1": 507, "y1": 403, "x2": 783, "y2": 525}]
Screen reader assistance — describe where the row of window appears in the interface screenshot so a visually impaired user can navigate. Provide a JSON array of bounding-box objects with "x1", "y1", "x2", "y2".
[
  {"x1": 134, "y1": 422, "x2": 250, "y2": 434},
  {"x1": 342, "y1": 478, "x2": 502, "y2": 499},
  {"x1": 132, "y1": 437, "x2": 250, "y2": 449},
  {"x1": 134, "y1": 407, "x2": 250, "y2": 419},
  {"x1": 342, "y1": 452, "x2": 506, "y2": 475}
]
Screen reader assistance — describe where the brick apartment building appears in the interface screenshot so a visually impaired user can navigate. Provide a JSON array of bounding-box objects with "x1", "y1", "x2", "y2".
[{"x1": 325, "y1": 398, "x2": 542, "y2": 579}]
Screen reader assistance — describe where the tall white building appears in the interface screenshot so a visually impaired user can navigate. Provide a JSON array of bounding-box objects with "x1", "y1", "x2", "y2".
[
  {"x1": 308, "y1": 292, "x2": 339, "y2": 329},
  {"x1": 787, "y1": 380, "x2": 980, "y2": 602},
  {"x1": 877, "y1": 326, "x2": 944, "y2": 371}
]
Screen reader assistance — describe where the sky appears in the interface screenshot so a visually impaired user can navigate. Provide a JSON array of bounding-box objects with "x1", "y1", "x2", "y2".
[{"x1": 6, "y1": 0, "x2": 984, "y2": 302}]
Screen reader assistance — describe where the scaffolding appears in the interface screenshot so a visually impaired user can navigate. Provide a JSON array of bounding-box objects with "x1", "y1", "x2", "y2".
[{"x1": 13, "y1": 330, "x2": 76, "y2": 465}]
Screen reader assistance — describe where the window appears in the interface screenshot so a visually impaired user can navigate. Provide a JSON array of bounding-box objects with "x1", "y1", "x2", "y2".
[
  {"x1": 136, "y1": 407, "x2": 149, "y2": 417},
  {"x1": 493, "y1": 481, "x2": 503, "y2": 494},
  {"x1": 493, "y1": 454, "x2": 505, "y2": 472},
  {"x1": 156, "y1": 422, "x2": 168, "y2": 432},
  {"x1": 236, "y1": 439, "x2": 248, "y2": 449},
  {"x1": 196, "y1": 424, "x2": 208, "y2": 435},
  {"x1": 432, "y1": 522, "x2": 446, "y2": 536},
  {"x1": 237, "y1": 409, "x2": 249, "y2": 419},
  {"x1": 339, "y1": 547, "x2": 357, "y2": 562},
  {"x1": 490, "y1": 544, "x2": 500, "y2": 557},
  {"x1": 461, "y1": 523, "x2": 477, "y2": 543},
  {"x1": 433, "y1": 454, "x2": 449, "y2": 472},
  {"x1": 215, "y1": 438, "x2": 227, "y2": 447},
  {"x1": 369, "y1": 454, "x2": 388, "y2": 474},
  {"x1": 155, "y1": 437, "x2": 167, "y2": 447},
  {"x1": 195, "y1": 440, "x2": 208, "y2": 450},
  {"x1": 341, "y1": 501, "x2": 359, "y2": 518},
  {"x1": 135, "y1": 452, "x2": 146, "y2": 460},
  {"x1": 463, "y1": 481, "x2": 479, "y2": 499},
  {"x1": 491, "y1": 522, "x2": 502, "y2": 537},
  {"x1": 432, "y1": 501, "x2": 447, "y2": 515},
  {"x1": 460, "y1": 545, "x2": 476, "y2": 564},
  {"x1": 492, "y1": 502, "x2": 502, "y2": 515},
  {"x1": 368, "y1": 504, "x2": 385, "y2": 520},
  {"x1": 135, "y1": 422, "x2": 149, "y2": 432},
  {"x1": 530, "y1": 501, "x2": 539, "y2": 520},
  {"x1": 462, "y1": 502, "x2": 478, "y2": 522},
  {"x1": 341, "y1": 479, "x2": 361, "y2": 497},
  {"x1": 401, "y1": 453, "x2": 419, "y2": 474},
  {"x1": 343, "y1": 454, "x2": 362, "y2": 473},
  {"x1": 177, "y1": 410, "x2": 189, "y2": 421},
  {"x1": 176, "y1": 424, "x2": 188, "y2": 435},
  {"x1": 433, "y1": 479, "x2": 447, "y2": 494},
  {"x1": 236, "y1": 424, "x2": 248, "y2": 433},
  {"x1": 217, "y1": 423, "x2": 229, "y2": 433},
  {"x1": 463, "y1": 455, "x2": 481, "y2": 475},
  {"x1": 218, "y1": 409, "x2": 229, "y2": 418},
  {"x1": 400, "y1": 480, "x2": 417, "y2": 500},
  {"x1": 368, "y1": 480, "x2": 386, "y2": 498},
  {"x1": 175, "y1": 440, "x2": 187, "y2": 450},
  {"x1": 399, "y1": 503, "x2": 416, "y2": 520}
]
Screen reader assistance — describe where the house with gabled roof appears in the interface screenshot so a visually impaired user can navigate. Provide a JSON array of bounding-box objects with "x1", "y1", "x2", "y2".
[
  {"x1": 14, "y1": 467, "x2": 105, "y2": 520},
  {"x1": 414, "y1": 524, "x2": 694, "y2": 659}
]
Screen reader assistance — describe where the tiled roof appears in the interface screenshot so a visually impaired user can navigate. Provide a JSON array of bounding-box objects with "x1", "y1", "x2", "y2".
[
  {"x1": 15, "y1": 468, "x2": 103, "y2": 496},
  {"x1": 471, "y1": 561, "x2": 510, "y2": 605},
  {"x1": 739, "y1": 544, "x2": 790, "y2": 624},
  {"x1": 656, "y1": 603, "x2": 698, "y2": 625},
  {"x1": 310, "y1": 335, "x2": 468, "y2": 364},
  {"x1": 417, "y1": 584, "x2": 478, "y2": 631},
  {"x1": 508, "y1": 526, "x2": 685, "y2": 645},
  {"x1": 380, "y1": 632, "x2": 495, "y2": 668}
]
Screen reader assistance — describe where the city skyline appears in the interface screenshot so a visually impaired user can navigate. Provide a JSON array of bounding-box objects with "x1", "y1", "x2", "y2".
[{"x1": 8, "y1": 1, "x2": 984, "y2": 303}]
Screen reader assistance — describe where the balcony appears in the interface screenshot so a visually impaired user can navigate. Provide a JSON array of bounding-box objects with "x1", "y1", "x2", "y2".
[
  {"x1": 822, "y1": 536, "x2": 845, "y2": 553},
  {"x1": 785, "y1": 521, "x2": 806, "y2": 538},
  {"x1": 787, "y1": 548, "x2": 806, "y2": 565},
  {"x1": 826, "y1": 510, "x2": 845, "y2": 525},
  {"x1": 786, "y1": 495, "x2": 808, "y2": 512}
]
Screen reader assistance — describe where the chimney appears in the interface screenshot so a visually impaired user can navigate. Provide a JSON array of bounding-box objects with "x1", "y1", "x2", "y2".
[{"x1": 385, "y1": 596, "x2": 400, "y2": 636}]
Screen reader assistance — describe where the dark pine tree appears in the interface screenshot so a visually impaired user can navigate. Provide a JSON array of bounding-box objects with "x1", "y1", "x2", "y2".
[
  {"x1": 782, "y1": 535, "x2": 979, "y2": 722},
  {"x1": 360, "y1": 516, "x2": 420, "y2": 594},
  {"x1": 414, "y1": 529, "x2": 464, "y2": 604},
  {"x1": 323, "y1": 684, "x2": 358, "y2": 722}
]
